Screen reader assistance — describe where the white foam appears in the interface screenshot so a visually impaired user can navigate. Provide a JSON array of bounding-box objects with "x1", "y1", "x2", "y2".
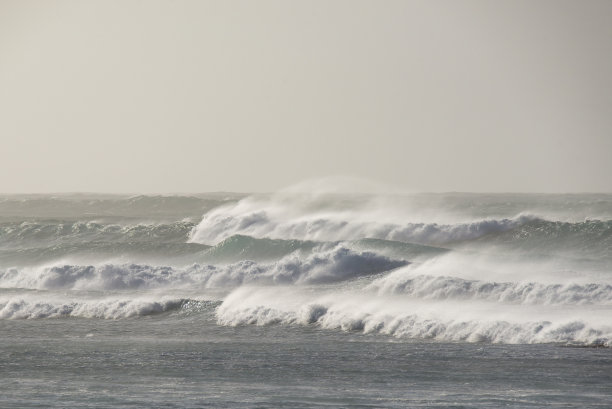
[
  {"x1": 217, "y1": 286, "x2": 612, "y2": 346},
  {"x1": 0, "y1": 245, "x2": 405, "y2": 290},
  {"x1": 189, "y1": 192, "x2": 536, "y2": 245},
  {"x1": 368, "y1": 253, "x2": 612, "y2": 305}
]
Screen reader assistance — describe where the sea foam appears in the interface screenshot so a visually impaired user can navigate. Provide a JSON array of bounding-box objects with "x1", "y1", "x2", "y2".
[
  {"x1": 189, "y1": 193, "x2": 538, "y2": 245},
  {"x1": 0, "y1": 245, "x2": 406, "y2": 291},
  {"x1": 217, "y1": 286, "x2": 612, "y2": 346}
]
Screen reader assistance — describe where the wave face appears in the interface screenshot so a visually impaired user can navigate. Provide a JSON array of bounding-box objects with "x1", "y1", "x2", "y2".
[{"x1": 1, "y1": 190, "x2": 611, "y2": 347}]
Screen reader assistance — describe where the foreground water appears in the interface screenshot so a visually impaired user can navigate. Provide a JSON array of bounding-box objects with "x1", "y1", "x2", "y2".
[
  {"x1": 1, "y1": 188, "x2": 611, "y2": 407},
  {"x1": 2, "y1": 314, "x2": 611, "y2": 408}
]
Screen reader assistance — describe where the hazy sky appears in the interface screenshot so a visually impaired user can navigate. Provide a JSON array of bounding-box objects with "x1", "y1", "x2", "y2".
[{"x1": 1, "y1": 0, "x2": 611, "y2": 193}]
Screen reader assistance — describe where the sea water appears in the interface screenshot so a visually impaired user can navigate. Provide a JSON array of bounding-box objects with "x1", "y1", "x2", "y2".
[{"x1": 1, "y1": 190, "x2": 611, "y2": 407}]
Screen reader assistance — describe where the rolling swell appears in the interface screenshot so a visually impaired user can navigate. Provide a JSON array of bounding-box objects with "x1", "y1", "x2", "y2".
[
  {"x1": 0, "y1": 220, "x2": 196, "y2": 248},
  {"x1": 468, "y1": 218, "x2": 612, "y2": 256},
  {"x1": 0, "y1": 193, "x2": 244, "y2": 220},
  {"x1": 0, "y1": 242, "x2": 208, "y2": 266},
  {"x1": 200, "y1": 234, "x2": 320, "y2": 263},
  {"x1": 0, "y1": 220, "x2": 207, "y2": 266}
]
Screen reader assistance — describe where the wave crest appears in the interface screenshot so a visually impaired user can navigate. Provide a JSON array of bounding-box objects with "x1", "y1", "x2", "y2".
[{"x1": 190, "y1": 204, "x2": 537, "y2": 245}]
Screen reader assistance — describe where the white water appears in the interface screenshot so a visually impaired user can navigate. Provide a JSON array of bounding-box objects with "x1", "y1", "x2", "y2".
[
  {"x1": 1, "y1": 190, "x2": 611, "y2": 348},
  {"x1": 218, "y1": 285, "x2": 612, "y2": 345},
  {"x1": 2, "y1": 190, "x2": 612, "y2": 408}
]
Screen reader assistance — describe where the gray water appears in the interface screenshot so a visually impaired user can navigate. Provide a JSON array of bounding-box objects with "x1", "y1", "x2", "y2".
[
  {"x1": 1, "y1": 191, "x2": 611, "y2": 407},
  {"x1": 3, "y1": 314, "x2": 611, "y2": 408}
]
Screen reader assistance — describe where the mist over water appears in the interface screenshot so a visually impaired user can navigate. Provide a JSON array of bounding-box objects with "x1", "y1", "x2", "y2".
[
  {"x1": 2, "y1": 188, "x2": 611, "y2": 342},
  {"x1": 1, "y1": 185, "x2": 611, "y2": 407}
]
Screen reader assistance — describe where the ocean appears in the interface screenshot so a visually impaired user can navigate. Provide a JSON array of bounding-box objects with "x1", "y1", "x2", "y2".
[{"x1": 1, "y1": 191, "x2": 611, "y2": 408}]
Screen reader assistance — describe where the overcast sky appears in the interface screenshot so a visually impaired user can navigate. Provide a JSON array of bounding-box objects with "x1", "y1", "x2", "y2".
[{"x1": 1, "y1": 0, "x2": 611, "y2": 193}]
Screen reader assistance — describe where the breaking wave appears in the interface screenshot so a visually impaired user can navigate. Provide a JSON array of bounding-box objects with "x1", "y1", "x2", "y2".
[
  {"x1": 217, "y1": 286, "x2": 612, "y2": 346},
  {"x1": 0, "y1": 246, "x2": 406, "y2": 291},
  {"x1": 2, "y1": 190, "x2": 611, "y2": 347},
  {"x1": 189, "y1": 192, "x2": 612, "y2": 257},
  {"x1": 0, "y1": 220, "x2": 196, "y2": 248},
  {"x1": 369, "y1": 273, "x2": 612, "y2": 305},
  {"x1": 198, "y1": 235, "x2": 448, "y2": 264},
  {"x1": 0, "y1": 296, "x2": 217, "y2": 319},
  {"x1": 190, "y1": 206, "x2": 537, "y2": 246}
]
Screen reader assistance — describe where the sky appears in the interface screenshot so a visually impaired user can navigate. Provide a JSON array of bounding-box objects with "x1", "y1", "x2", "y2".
[{"x1": 1, "y1": 0, "x2": 611, "y2": 193}]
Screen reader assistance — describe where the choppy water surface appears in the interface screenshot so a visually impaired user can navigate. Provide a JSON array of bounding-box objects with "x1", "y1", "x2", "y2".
[{"x1": 1, "y1": 190, "x2": 611, "y2": 407}]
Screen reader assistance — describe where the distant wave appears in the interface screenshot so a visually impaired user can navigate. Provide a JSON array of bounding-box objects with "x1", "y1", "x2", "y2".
[
  {"x1": 0, "y1": 242, "x2": 208, "y2": 266},
  {"x1": 0, "y1": 220, "x2": 196, "y2": 248},
  {"x1": 0, "y1": 194, "x2": 243, "y2": 220},
  {"x1": 198, "y1": 235, "x2": 448, "y2": 264},
  {"x1": 190, "y1": 206, "x2": 538, "y2": 245},
  {"x1": 188, "y1": 193, "x2": 612, "y2": 257},
  {"x1": 2, "y1": 191, "x2": 611, "y2": 347}
]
